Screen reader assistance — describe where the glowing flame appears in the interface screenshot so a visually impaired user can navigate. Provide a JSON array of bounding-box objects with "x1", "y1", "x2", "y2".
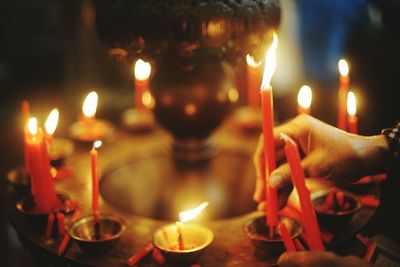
[
  {"x1": 142, "y1": 91, "x2": 155, "y2": 109},
  {"x1": 297, "y1": 85, "x2": 312, "y2": 110},
  {"x1": 338, "y1": 59, "x2": 349, "y2": 77},
  {"x1": 246, "y1": 54, "x2": 262, "y2": 68},
  {"x1": 134, "y1": 59, "x2": 151, "y2": 81},
  {"x1": 82, "y1": 91, "x2": 98, "y2": 118},
  {"x1": 28, "y1": 117, "x2": 38, "y2": 135},
  {"x1": 347, "y1": 91, "x2": 357, "y2": 116},
  {"x1": 261, "y1": 33, "x2": 278, "y2": 90},
  {"x1": 93, "y1": 140, "x2": 102, "y2": 149},
  {"x1": 179, "y1": 202, "x2": 209, "y2": 223},
  {"x1": 45, "y1": 108, "x2": 59, "y2": 135}
]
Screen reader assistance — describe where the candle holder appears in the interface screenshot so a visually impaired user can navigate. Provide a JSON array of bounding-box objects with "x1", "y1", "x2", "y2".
[
  {"x1": 232, "y1": 106, "x2": 262, "y2": 132},
  {"x1": 243, "y1": 215, "x2": 302, "y2": 260},
  {"x1": 69, "y1": 119, "x2": 114, "y2": 142},
  {"x1": 68, "y1": 214, "x2": 125, "y2": 254},
  {"x1": 311, "y1": 190, "x2": 361, "y2": 232},
  {"x1": 152, "y1": 223, "x2": 214, "y2": 264},
  {"x1": 121, "y1": 108, "x2": 155, "y2": 132},
  {"x1": 16, "y1": 193, "x2": 72, "y2": 225},
  {"x1": 47, "y1": 138, "x2": 74, "y2": 167},
  {"x1": 7, "y1": 166, "x2": 30, "y2": 195}
]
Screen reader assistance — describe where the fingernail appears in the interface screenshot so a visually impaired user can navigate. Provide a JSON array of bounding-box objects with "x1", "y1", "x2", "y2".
[{"x1": 269, "y1": 174, "x2": 282, "y2": 188}]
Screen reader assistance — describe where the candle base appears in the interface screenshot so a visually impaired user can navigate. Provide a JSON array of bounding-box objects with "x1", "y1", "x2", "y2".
[
  {"x1": 47, "y1": 138, "x2": 74, "y2": 167},
  {"x1": 121, "y1": 108, "x2": 155, "y2": 132},
  {"x1": 233, "y1": 106, "x2": 262, "y2": 132},
  {"x1": 68, "y1": 214, "x2": 125, "y2": 254},
  {"x1": 7, "y1": 166, "x2": 30, "y2": 195},
  {"x1": 153, "y1": 223, "x2": 214, "y2": 264},
  {"x1": 69, "y1": 119, "x2": 115, "y2": 142},
  {"x1": 243, "y1": 215, "x2": 302, "y2": 260}
]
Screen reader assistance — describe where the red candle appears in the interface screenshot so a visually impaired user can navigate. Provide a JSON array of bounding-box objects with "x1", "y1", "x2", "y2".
[
  {"x1": 45, "y1": 213, "x2": 55, "y2": 238},
  {"x1": 58, "y1": 209, "x2": 81, "y2": 255},
  {"x1": 25, "y1": 118, "x2": 59, "y2": 213},
  {"x1": 338, "y1": 59, "x2": 350, "y2": 131},
  {"x1": 347, "y1": 91, "x2": 358, "y2": 134},
  {"x1": 297, "y1": 85, "x2": 312, "y2": 115},
  {"x1": 246, "y1": 54, "x2": 262, "y2": 107},
  {"x1": 279, "y1": 222, "x2": 296, "y2": 252},
  {"x1": 282, "y1": 133, "x2": 324, "y2": 250},
  {"x1": 127, "y1": 242, "x2": 154, "y2": 266},
  {"x1": 260, "y1": 33, "x2": 279, "y2": 228},
  {"x1": 56, "y1": 212, "x2": 65, "y2": 238},
  {"x1": 91, "y1": 140, "x2": 102, "y2": 220},
  {"x1": 133, "y1": 59, "x2": 151, "y2": 110}
]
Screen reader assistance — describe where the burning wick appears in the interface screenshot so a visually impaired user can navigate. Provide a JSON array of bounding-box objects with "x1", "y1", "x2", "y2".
[{"x1": 175, "y1": 202, "x2": 209, "y2": 251}]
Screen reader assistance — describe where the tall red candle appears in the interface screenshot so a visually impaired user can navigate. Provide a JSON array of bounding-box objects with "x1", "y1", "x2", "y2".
[
  {"x1": 338, "y1": 59, "x2": 350, "y2": 131},
  {"x1": 260, "y1": 33, "x2": 279, "y2": 228},
  {"x1": 282, "y1": 133, "x2": 324, "y2": 250},
  {"x1": 133, "y1": 59, "x2": 151, "y2": 110},
  {"x1": 246, "y1": 54, "x2": 262, "y2": 107},
  {"x1": 347, "y1": 91, "x2": 358, "y2": 134},
  {"x1": 91, "y1": 140, "x2": 102, "y2": 220},
  {"x1": 279, "y1": 222, "x2": 296, "y2": 252},
  {"x1": 25, "y1": 118, "x2": 59, "y2": 213}
]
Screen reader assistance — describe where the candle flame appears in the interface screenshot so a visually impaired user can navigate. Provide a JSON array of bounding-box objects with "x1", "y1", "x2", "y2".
[
  {"x1": 82, "y1": 91, "x2": 98, "y2": 118},
  {"x1": 338, "y1": 59, "x2": 349, "y2": 77},
  {"x1": 246, "y1": 54, "x2": 262, "y2": 68},
  {"x1": 45, "y1": 108, "x2": 59, "y2": 135},
  {"x1": 179, "y1": 202, "x2": 209, "y2": 223},
  {"x1": 347, "y1": 91, "x2": 357, "y2": 116},
  {"x1": 261, "y1": 33, "x2": 278, "y2": 91},
  {"x1": 28, "y1": 117, "x2": 38, "y2": 135},
  {"x1": 134, "y1": 59, "x2": 151, "y2": 81},
  {"x1": 297, "y1": 85, "x2": 312, "y2": 109},
  {"x1": 93, "y1": 140, "x2": 102, "y2": 149}
]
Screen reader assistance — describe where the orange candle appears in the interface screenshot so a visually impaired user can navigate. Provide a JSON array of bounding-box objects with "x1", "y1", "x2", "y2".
[
  {"x1": 133, "y1": 59, "x2": 151, "y2": 110},
  {"x1": 338, "y1": 59, "x2": 350, "y2": 130},
  {"x1": 297, "y1": 85, "x2": 312, "y2": 114},
  {"x1": 282, "y1": 133, "x2": 324, "y2": 250},
  {"x1": 246, "y1": 54, "x2": 262, "y2": 107},
  {"x1": 25, "y1": 118, "x2": 59, "y2": 213},
  {"x1": 260, "y1": 33, "x2": 279, "y2": 228},
  {"x1": 347, "y1": 91, "x2": 358, "y2": 134},
  {"x1": 279, "y1": 222, "x2": 296, "y2": 252},
  {"x1": 91, "y1": 140, "x2": 102, "y2": 220}
]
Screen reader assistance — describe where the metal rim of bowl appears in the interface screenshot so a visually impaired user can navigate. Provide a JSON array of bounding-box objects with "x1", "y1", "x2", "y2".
[
  {"x1": 16, "y1": 193, "x2": 69, "y2": 216},
  {"x1": 311, "y1": 189, "x2": 362, "y2": 216},
  {"x1": 68, "y1": 214, "x2": 126, "y2": 243}
]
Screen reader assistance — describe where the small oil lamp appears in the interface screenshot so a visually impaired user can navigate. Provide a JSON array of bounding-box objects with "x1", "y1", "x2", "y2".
[
  {"x1": 121, "y1": 59, "x2": 156, "y2": 131},
  {"x1": 153, "y1": 202, "x2": 213, "y2": 264},
  {"x1": 44, "y1": 108, "x2": 74, "y2": 167},
  {"x1": 69, "y1": 91, "x2": 115, "y2": 142}
]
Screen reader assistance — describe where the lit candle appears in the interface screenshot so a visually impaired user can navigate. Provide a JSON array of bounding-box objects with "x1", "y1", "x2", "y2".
[
  {"x1": 281, "y1": 133, "x2": 324, "y2": 250},
  {"x1": 338, "y1": 59, "x2": 350, "y2": 130},
  {"x1": 246, "y1": 54, "x2": 262, "y2": 107},
  {"x1": 82, "y1": 91, "x2": 98, "y2": 123},
  {"x1": 45, "y1": 108, "x2": 59, "y2": 141},
  {"x1": 176, "y1": 202, "x2": 209, "y2": 251},
  {"x1": 260, "y1": 33, "x2": 279, "y2": 230},
  {"x1": 91, "y1": 140, "x2": 102, "y2": 220},
  {"x1": 25, "y1": 117, "x2": 59, "y2": 213},
  {"x1": 347, "y1": 91, "x2": 358, "y2": 134},
  {"x1": 133, "y1": 59, "x2": 151, "y2": 110},
  {"x1": 297, "y1": 85, "x2": 312, "y2": 114}
]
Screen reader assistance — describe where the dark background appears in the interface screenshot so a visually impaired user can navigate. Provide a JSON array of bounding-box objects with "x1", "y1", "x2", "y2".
[{"x1": 0, "y1": 0, "x2": 399, "y2": 266}]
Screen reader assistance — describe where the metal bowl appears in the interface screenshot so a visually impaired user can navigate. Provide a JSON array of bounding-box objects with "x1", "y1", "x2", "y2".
[
  {"x1": 68, "y1": 214, "x2": 125, "y2": 254},
  {"x1": 311, "y1": 189, "x2": 361, "y2": 232},
  {"x1": 153, "y1": 223, "x2": 214, "y2": 264},
  {"x1": 243, "y1": 215, "x2": 303, "y2": 260}
]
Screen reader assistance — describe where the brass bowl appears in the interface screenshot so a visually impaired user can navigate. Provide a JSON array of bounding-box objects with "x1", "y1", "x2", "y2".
[
  {"x1": 312, "y1": 190, "x2": 361, "y2": 232},
  {"x1": 153, "y1": 223, "x2": 214, "y2": 264},
  {"x1": 243, "y1": 215, "x2": 303, "y2": 260},
  {"x1": 68, "y1": 214, "x2": 125, "y2": 254}
]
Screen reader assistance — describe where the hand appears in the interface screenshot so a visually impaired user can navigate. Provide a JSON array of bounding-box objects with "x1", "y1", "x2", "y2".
[
  {"x1": 253, "y1": 114, "x2": 390, "y2": 210},
  {"x1": 278, "y1": 251, "x2": 371, "y2": 267}
]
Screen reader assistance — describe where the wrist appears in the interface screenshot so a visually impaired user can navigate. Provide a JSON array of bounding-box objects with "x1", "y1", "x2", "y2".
[{"x1": 360, "y1": 135, "x2": 395, "y2": 175}]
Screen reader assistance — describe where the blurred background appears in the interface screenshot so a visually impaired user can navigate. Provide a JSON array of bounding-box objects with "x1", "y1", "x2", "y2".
[{"x1": 0, "y1": 0, "x2": 399, "y2": 265}]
